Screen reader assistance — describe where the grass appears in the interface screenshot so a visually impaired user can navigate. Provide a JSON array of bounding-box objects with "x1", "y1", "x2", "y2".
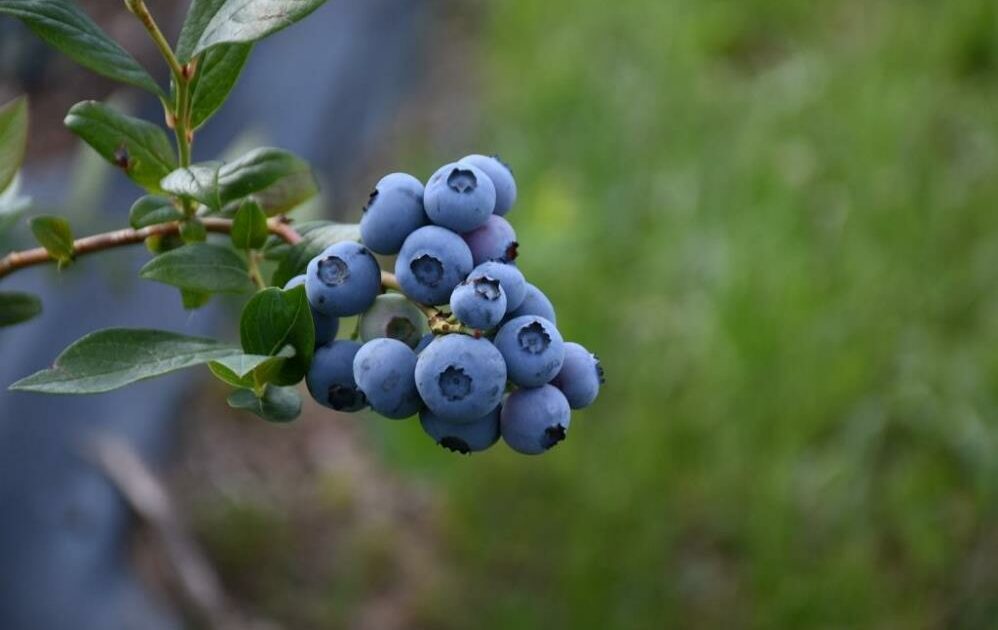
[{"x1": 372, "y1": 0, "x2": 998, "y2": 627}]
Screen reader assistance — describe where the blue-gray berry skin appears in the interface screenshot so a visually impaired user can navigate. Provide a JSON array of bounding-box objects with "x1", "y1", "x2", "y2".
[
  {"x1": 305, "y1": 241, "x2": 382, "y2": 316},
  {"x1": 423, "y1": 162, "x2": 496, "y2": 232},
  {"x1": 462, "y1": 214, "x2": 518, "y2": 266},
  {"x1": 551, "y1": 342, "x2": 604, "y2": 409},
  {"x1": 415, "y1": 334, "x2": 507, "y2": 422},
  {"x1": 460, "y1": 154, "x2": 517, "y2": 216},
  {"x1": 307, "y1": 340, "x2": 367, "y2": 412},
  {"x1": 359, "y1": 293, "x2": 429, "y2": 348},
  {"x1": 285, "y1": 274, "x2": 339, "y2": 345},
  {"x1": 501, "y1": 386, "x2": 571, "y2": 454},
  {"x1": 450, "y1": 276, "x2": 507, "y2": 330},
  {"x1": 420, "y1": 405, "x2": 500, "y2": 454},
  {"x1": 395, "y1": 225, "x2": 473, "y2": 305},
  {"x1": 504, "y1": 282, "x2": 556, "y2": 324},
  {"x1": 494, "y1": 315, "x2": 565, "y2": 387},
  {"x1": 469, "y1": 261, "x2": 526, "y2": 312},
  {"x1": 353, "y1": 338, "x2": 422, "y2": 419},
  {"x1": 360, "y1": 172, "x2": 427, "y2": 255},
  {"x1": 414, "y1": 334, "x2": 434, "y2": 354}
]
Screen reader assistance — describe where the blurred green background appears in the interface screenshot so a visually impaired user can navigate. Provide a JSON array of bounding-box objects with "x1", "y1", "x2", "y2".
[{"x1": 374, "y1": 0, "x2": 998, "y2": 627}]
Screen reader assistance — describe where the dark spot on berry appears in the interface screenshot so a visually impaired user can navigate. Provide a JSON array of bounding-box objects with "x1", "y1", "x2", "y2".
[
  {"x1": 328, "y1": 385, "x2": 366, "y2": 412},
  {"x1": 517, "y1": 321, "x2": 551, "y2": 355},
  {"x1": 386, "y1": 316, "x2": 418, "y2": 344},
  {"x1": 318, "y1": 256, "x2": 350, "y2": 287},
  {"x1": 411, "y1": 254, "x2": 444, "y2": 287},
  {"x1": 594, "y1": 354, "x2": 606, "y2": 384},
  {"x1": 439, "y1": 366, "x2": 472, "y2": 401},
  {"x1": 363, "y1": 188, "x2": 378, "y2": 212},
  {"x1": 447, "y1": 168, "x2": 477, "y2": 193},
  {"x1": 541, "y1": 424, "x2": 566, "y2": 450},
  {"x1": 472, "y1": 276, "x2": 502, "y2": 301},
  {"x1": 504, "y1": 241, "x2": 519, "y2": 262},
  {"x1": 440, "y1": 437, "x2": 471, "y2": 454}
]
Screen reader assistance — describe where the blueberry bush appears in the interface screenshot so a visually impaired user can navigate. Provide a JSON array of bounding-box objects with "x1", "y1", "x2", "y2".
[{"x1": 0, "y1": 0, "x2": 602, "y2": 455}]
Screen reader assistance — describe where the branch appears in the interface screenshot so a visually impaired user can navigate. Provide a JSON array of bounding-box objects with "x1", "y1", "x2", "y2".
[{"x1": 0, "y1": 217, "x2": 301, "y2": 280}]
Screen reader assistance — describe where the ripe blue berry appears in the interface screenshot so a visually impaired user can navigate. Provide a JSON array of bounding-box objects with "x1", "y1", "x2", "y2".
[
  {"x1": 450, "y1": 275, "x2": 507, "y2": 330},
  {"x1": 307, "y1": 340, "x2": 367, "y2": 412},
  {"x1": 462, "y1": 214, "x2": 518, "y2": 265},
  {"x1": 305, "y1": 241, "x2": 381, "y2": 316},
  {"x1": 504, "y1": 282, "x2": 556, "y2": 324},
  {"x1": 468, "y1": 261, "x2": 526, "y2": 312},
  {"x1": 460, "y1": 154, "x2": 517, "y2": 216},
  {"x1": 395, "y1": 225, "x2": 473, "y2": 305},
  {"x1": 284, "y1": 274, "x2": 339, "y2": 346},
  {"x1": 551, "y1": 342, "x2": 604, "y2": 409},
  {"x1": 414, "y1": 334, "x2": 434, "y2": 354},
  {"x1": 500, "y1": 385, "x2": 571, "y2": 455},
  {"x1": 423, "y1": 162, "x2": 496, "y2": 232},
  {"x1": 358, "y1": 293, "x2": 429, "y2": 348},
  {"x1": 419, "y1": 406, "x2": 500, "y2": 454},
  {"x1": 494, "y1": 315, "x2": 565, "y2": 387},
  {"x1": 415, "y1": 334, "x2": 507, "y2": 421},
  {"x1": 353, "y1": 338, "x2": 422, "y2": 419},
  {"x1": 359, "y1": 172, "x2": 427, "y2": 255}
]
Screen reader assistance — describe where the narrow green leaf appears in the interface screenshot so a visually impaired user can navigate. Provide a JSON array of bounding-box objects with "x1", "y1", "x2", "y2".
[
  {"x1": 189, "y1": 44, "x2": 251, "y2": 129},
  {"x1": 208, "y1": 345, "x2": 294, "y2": 388},
  {"x1": 240, "y1": 285, "x2": 314, "y2": 386},
  {"x1": 271, "y1": 222, "x2": 361, "y2": 287},
  {"x1": 160, "y1": 162, "x2": 222, "y2": 209},
  {"x1": 231, "y1": 201, "x2": 268, "y2": 250},
  {"x1": 0, "y1": 173, "x2": 31, "y2": 234},
  {"x1": 0, "y1": 0, "x2": 163, "y2": 96},
  {"x1": 191, "y1": 0, "x2": 328, "y2": 57},
  {"x1": 176, "y1": 0, "x2": 225, "y2": 61},
  {"x1": 129, "y1": 195, "x2": 183, "y2": 229},
  {"x1": 139, "y1": 243, "x2": 254, "y2": 294},
  {"x1": 181, "y1": 289, "x2": 212, "y2": 310},
  {"x1": 10, "y1": 328, "x2": 240, "y2": 394},
  {"x1": 0, "y1": 291, "x2": 41, "y2": 327},
  {"x1": 65, "y1": 101, "x2": 177, "y2": 193},
  {"x1": 29, "y1": 215, "x2": 73, "y2": 264},
  {"x1": 0, "y1": 96, "x2": 28, "y2": 193},
  {"x1": 227, "y1": 384, "x2": 301, "y2": 423}
]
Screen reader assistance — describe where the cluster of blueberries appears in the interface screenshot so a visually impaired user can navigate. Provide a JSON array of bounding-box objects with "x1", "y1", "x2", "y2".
[{"x1": 286, "y1": 154, "x2": 603, "y2": 455}]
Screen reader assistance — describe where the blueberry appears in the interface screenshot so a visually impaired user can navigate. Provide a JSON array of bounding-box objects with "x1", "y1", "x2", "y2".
[
  {"x1": 415, "y1": 334, "x2": 507, "y2": 422},
  {"x1": 494, "y1": 315, "x2": 565, "y2": 387},
  {"x1": 395, "y1": 225, "x2": 473, "y2": 305},
  {"x1": 419, "y1": 405, "x2": 500, "y2": 454},
  {"x1": 450, "y1": 275, "x2": 507, "y2": 330},
  {"x1": 353, "y1": 338, "x2": 422, "y2": 419},
  {"x1": 305, "y1": 241, "x2": 382, "y2": 316},
  {"x1": 462, "y1": 215, "x2": 518, "y2": 265},
  {"x1": 504, "y1": 282, "x2": 556, "y2": 324},
  {"x1": 358, "y1": 293, "x2": 429, "y2": 348},
  {"x1": 500, "y1": 385, "x2": 571, "y2": 455},
  {"x1": 284, "y1": 274, "x2": 339, "y2": 345},
  {"x1": 468, "y1": 261, "x2": 526, "y2": 312},
  {"x1": 414, "y1": 333, "x2": 434, "y2": 354},
  {"x1": 460, "y1": 154, "x2": 517, "y2": 216},
  {"x1": 423, "y1": 162, "x2": 496, "y2": 232},
  {"x1": 360, "y1": 172, "x2": 428, "y2": 255},
  {"x1": 306, "y1": 340, "x2": 367, "y2": 412},
  {"x1": 551, "y1": 342, "x2": 604, "y2": 409}
]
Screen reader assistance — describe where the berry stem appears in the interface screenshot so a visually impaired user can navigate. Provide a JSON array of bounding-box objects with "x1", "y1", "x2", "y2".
[{"x1": 0, "y1": 218, "x2": 301, "y2": 280}]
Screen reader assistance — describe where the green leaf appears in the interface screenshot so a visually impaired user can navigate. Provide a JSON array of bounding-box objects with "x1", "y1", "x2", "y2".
[
  {"x1": 240, "y1": 285, "x2": 314, "y2": 386},
  {"x1": 189, "y1": 0, "x2": 328, "y2": 57},
  {"x1": 160, "y1": 162, "x2": 222, "y2": 209},
  {"x1": 227, "y1": 384, "x2": 301, "y2": 423},
  {"x1": 271, "y1": 221, "x2": 361, "y2": 287},
  {"x1": 189, "y1": 43, "x2": 251, "y2": 130},
  {"x1": 129, "y1": 195, "x2": 183, "y2": 229},
  {"x1": 0, "y1": 291, "x2": 41, "y2": 327},
  {"x1": 10, "y1": 328, "x2": 240, "y2": 394},
  {"x1": 208, "y1": 345, "x2": 294, "y2": 388},
  {"x1": 0, "y1": 96, "x2": 28, "y2": 194},
  {"x1": 179, "y1": 218, "x2": 207, "y2": 243},
  {"x1": 0, "y1": 0, "x2": 163, "y2": 96},
  {"x1": 139, "y1": 243, "x2": 254, "y2": 294},
  {"x1": 231, "y1": 200, "x2": 268, "y2": 250},
  {"x1": 176, "y1": 0, "x2": 225, "y2": 61},
  {"x1": 29, "y1": 215, "x2": 73, "y2": 264},
  {"x1": 181, "y1": 289, "x2": 212, "y2": 310},
  {"x1": 65, "y1": 101, "x2": 177, "y2": 193},
  {"x1": 0, "y1": 173, "x2": 31, "y2": 234}
]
